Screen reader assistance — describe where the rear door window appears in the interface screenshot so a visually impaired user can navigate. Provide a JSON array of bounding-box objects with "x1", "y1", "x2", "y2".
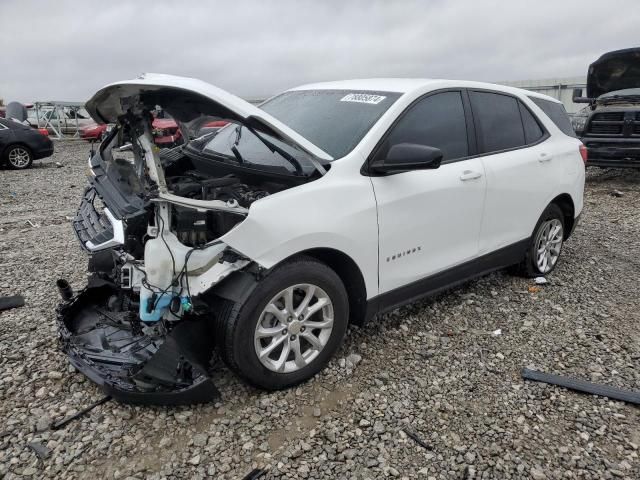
[
  {"x1": 375, "y1": 91, "x2": 469, "y2": 162},
  {"x1": 529, "y1": 97, "x2": 576, "y2": 137},
  {"x1": 470, "y1": 91, "x2": 526, "y2": 153}
]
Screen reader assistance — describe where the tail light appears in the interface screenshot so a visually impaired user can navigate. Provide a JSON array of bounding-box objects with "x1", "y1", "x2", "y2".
[
  {"x1": 579, "y1": 144, "x2": 588, "y2": 165},
  {"x1": 38, "y1": 128, "x2": 49, "y2": 137}
]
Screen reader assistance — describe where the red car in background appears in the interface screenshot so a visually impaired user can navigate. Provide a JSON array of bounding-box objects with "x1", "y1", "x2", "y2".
[
  {"x1": 79, "y1": 123, "x2": 109, "y2": 140},
  {"x1": 80, "y1": 118, "x2": 228, "y2": 147}
]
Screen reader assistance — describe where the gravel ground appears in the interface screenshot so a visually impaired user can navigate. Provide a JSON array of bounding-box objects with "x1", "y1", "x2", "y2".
[{"x1": 1, "y1": 141, "x2": 639, "y2": 480}]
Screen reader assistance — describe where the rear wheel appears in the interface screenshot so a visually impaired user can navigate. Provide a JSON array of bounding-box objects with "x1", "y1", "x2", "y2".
[
  {"x1": 513, "y1": 204, "x2": 565, "y2": 277},
  {"x1": 215, "y1": 258, "x2": 349, "y2": 390},
  {"x1": 6, "y1": 145, "x2": 33, "y2": 169}
]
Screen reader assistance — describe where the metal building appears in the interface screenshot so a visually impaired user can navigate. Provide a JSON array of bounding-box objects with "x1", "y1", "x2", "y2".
[{"x1": 499, "y1": 76, "x2": 587, "y2": 115}]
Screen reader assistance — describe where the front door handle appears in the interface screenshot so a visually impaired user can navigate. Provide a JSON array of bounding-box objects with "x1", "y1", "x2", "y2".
[
  {"x1": 459, "y1": 170, "x2": 482, "y2": 181},
  {"x1": 538, "y1": 152, "x2": 553, "y2": 163}
]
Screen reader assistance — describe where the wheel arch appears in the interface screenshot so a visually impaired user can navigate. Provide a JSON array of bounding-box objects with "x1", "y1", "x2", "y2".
[
  {"x1": 285, "y1": 248, "x2": 368, "y2": 327},
  {"x1": 549, "y1": 193, "x2": 575, "y2": 240},
  {"x1": 209, "y1": 247, "x2": 369, "y2": 327}
]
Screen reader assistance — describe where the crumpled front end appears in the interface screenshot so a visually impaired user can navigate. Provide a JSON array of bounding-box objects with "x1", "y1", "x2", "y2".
[
  {"x1": 59, "y1": 74, "x2": 330, "y2": 404},
  {"x1": 57, "y1": 194, "x2": 250, "y2": 404},
  {"x1": 57, "y1": 281, "x2": 220, "y2": 405},
  {"x1": 57, "y1": 106, "x2": 253, "y2": 404}
]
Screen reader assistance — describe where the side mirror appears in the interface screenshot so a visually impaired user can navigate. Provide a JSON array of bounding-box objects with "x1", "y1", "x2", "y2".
[
  {"x1": 572, "y1": 88, "x2": 593, "y2": 104},
  {"x1": 372, "y1": 143, "x2": 443, "y2": 174},
  {"x1": 371, "y1": 143, "x2": 442, "y2": 173}
]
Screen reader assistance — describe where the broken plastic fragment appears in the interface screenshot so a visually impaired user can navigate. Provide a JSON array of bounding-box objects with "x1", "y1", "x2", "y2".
[
  {"x1": 534, "y1": 277, "x2": 548, "y2": 285},
  {"x1": 492, "y1": 329, "x2": 502, "y2": 336}
]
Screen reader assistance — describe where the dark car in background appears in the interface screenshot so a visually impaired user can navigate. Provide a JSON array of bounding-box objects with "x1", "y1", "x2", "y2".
[
  {"x1": 572, "y1": 48, "x2": 640, "y2": 168},
  {"x1": 0, "y1": 118, "x2": 54, "y2": 169}
]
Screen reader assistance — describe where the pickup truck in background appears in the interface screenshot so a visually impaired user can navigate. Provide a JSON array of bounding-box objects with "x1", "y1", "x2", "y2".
[{"x1": 572, "y1": 48, "x2": 640, "y2": 168}]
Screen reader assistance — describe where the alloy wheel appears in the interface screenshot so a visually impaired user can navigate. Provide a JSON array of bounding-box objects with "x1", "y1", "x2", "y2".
[
  {"x1": 8, "y1": 147, "x2": 31, "y2": 168},
  {"x1": 535, "y1": 219, "x2": 563, "y2": 273},
  {"x1": 254, "y1": 283, "x2": 334, "y2": 373}
]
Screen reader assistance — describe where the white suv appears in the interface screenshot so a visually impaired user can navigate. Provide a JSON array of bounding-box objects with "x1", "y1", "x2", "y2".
[{"x1": 58, "y1": 74, "x2": 585, "y2": 404}]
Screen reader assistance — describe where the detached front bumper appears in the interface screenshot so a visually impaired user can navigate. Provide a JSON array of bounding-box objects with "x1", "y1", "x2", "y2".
[{"x1": 57, "y1": 283, "x2": 219, "y2": 405}]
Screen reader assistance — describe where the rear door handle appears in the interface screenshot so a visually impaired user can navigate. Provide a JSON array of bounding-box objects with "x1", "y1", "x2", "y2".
[
  {"x1": 538, "y1": 152, "x2": 553, "y2": 163},
  {"x1": 459, "y1": 170, "x2": 482, "y2": 181}
]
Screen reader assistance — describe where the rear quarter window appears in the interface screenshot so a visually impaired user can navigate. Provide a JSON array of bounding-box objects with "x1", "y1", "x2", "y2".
[
  {"x1": 529, "y1": 97, "x2": 576, "y2": 137},
  {"x1": 518, "y1": 102, "x2": 545, "y2": 144}
]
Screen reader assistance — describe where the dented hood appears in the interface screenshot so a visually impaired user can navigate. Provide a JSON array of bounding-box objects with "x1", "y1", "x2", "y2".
[
  {"x1": 587, "y1": 48, "x2": 640, "y2": 98},
  {"x1": 85, "y1": 73, "x2": 333, "y2": 162}
]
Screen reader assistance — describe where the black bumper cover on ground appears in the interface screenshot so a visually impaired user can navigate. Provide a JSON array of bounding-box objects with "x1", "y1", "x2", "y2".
[{"x1": 57, "y1": 284, "x2": 219, "y2": 405}]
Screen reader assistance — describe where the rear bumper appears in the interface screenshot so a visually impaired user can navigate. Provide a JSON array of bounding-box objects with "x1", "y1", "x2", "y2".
[
  {"x1": 33, "y1": 142, "x2": 54, "y2": 160},
  {"x1": 581, "y1": 137, "x2": 640, "y2": 168},
  {"x1": 57, "y1": 283, "x2": 220, "y2": 405}
]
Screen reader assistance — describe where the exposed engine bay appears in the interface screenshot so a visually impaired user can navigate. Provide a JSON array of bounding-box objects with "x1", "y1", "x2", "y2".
[
  {"x1": 57, "y1": 76, "x2": 328, "y2": 405},
  {"x1": 164, "y1": 168, "x2": 277, "y2": 247}
]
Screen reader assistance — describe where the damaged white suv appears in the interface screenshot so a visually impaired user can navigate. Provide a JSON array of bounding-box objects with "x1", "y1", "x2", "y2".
[{"x1": 57, "y1": 74, "x2": 585, "y2": 404}]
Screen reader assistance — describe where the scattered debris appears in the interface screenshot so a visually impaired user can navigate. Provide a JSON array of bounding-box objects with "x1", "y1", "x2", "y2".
[
  {"x1": 27, "y1": 441, "x2": 51, "y2": 460},
  {"x1": 51, "y1": 395, "x2": 112, "y2": 430},
  {"x1": 402, "y1": 427, "x2": 433, "y2": 451},
  {"x1": 610, "y1": 190, "x2": 624, "y2": 197},
  {"x1": 55, "y1": 162, "x2": 64, "y2": 168},
  {"x1": 25, "y1": 220, "x2": 39, "y2": 228},
  {"x1": 491, "y1": 328, "x2": 502, "y2": 336},
  {"x1": 0, "y1": 295, "x2": 25, "y2": 312},
  {"x1": 534, "y1": 276, "x2": 548, "y2": 285},
  {"x1": 242, "y1": 468, "x2": 268, "y2": 479},
  {"x1": 528, "y1": 285, "x2": 541, "y2": 293},
  {"x1": 522, "y1": 369, "x2": 640, "y2": 405}
]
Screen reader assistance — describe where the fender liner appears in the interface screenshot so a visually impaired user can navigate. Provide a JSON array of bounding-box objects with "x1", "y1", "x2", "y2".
[{"x1": 211, "y1": 269, "x2": 259, "y2": 305}]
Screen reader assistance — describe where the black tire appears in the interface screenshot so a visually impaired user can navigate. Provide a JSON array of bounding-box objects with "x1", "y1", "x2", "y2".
[
  {"x1": 215, "y1": 257, "x2": 349, "y2": 390},
  {"x1": 512, "y1": 203, "x2": 565, "y2": 277},
  {"x1": 5, "y1": 145, "x2": 33, "y2": 170}
]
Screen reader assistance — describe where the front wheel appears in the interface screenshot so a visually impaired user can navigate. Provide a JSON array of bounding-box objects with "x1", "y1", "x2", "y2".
[
  {"x1": 513, "y1": 204, "x2": 565, "y2": 277},
  {"x1": 215, "y1": 258, "x2": 349, "y2": 390}
]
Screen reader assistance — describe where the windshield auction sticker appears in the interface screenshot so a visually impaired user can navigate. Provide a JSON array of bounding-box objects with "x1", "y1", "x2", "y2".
[{"x1": 340, "y1": 93, "x2": 387, "y2": 105}]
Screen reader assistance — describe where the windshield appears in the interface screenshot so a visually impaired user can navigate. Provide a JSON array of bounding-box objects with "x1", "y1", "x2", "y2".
[
  {"x1": 187, "y1": 120, "x2": 319, "y2": 176},
  {"x1": 260, "y1": 90, "x2": 402, "y2": 158}
]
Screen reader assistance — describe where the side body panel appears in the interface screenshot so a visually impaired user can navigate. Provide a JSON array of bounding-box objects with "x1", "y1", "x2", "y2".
[
  {"x1": 476, "y1": 98, "x2": 585, "y2": 254},
  {"x1": 371, "y1": 158, "x2": 486, "y2": 294},
  {"x1": 0, "y1": 123, "x2": 15, "y2": 159},
  {"x1": 223, "y1": 81, "x2": 585, "y2": 306},
  {"x1": 478, "y1": 141, "x2": 557, "y2": 253},
  {"x1": 221, "y1": 155, "x2": 380, "y2": 299}
]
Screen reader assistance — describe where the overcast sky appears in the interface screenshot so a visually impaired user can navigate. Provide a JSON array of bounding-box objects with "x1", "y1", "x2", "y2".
[{"x1": 1, "y1": 0, "x2": 638, "y2": 103}]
